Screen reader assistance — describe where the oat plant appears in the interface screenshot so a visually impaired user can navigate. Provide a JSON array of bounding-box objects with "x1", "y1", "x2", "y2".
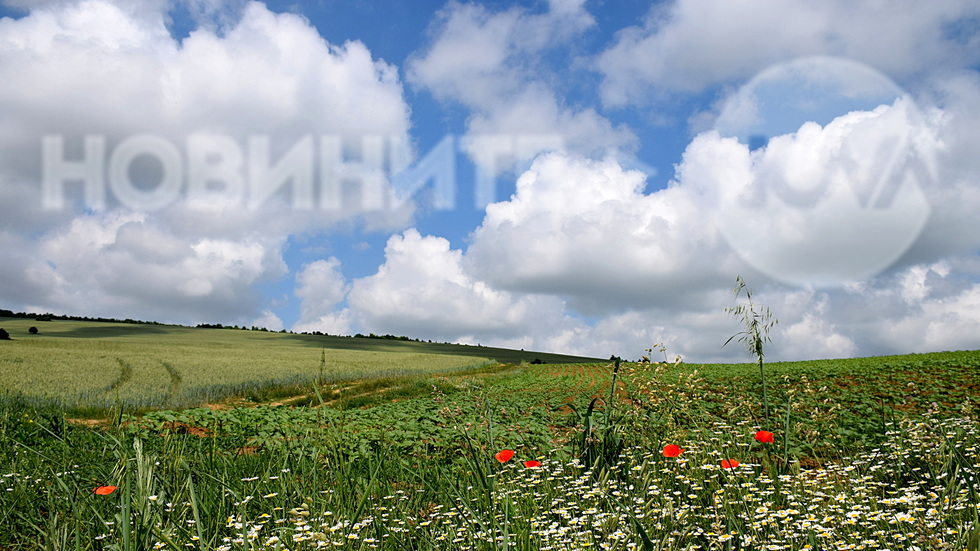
[{"x1": 724, "y1": 275, "x2": 778, "y2": 430}]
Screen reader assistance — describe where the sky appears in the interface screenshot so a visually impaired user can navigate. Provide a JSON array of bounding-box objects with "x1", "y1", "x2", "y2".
[{"x1": 0, "y1": 0, "x2": 979, "y2": 362}]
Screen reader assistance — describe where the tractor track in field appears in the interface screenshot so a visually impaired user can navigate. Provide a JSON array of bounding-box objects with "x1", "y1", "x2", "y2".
[
  {"x1": 102, "y1": 358, "x2": 134, "y2": 393},
  {"x1": 161, "y1": 361, "x2": 183, "y2": 405}
]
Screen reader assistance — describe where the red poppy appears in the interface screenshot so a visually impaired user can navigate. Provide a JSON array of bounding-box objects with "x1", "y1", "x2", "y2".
[
  {"x1": 495, "y1": 449, "x2": 515, "y2": 463},
  {"x1": 523, "y1": 460, "x2": 541, "y2": 468},
  {"x1": 721, "y1": 459, "x2": 740, "y2": 469},
  {"x1": 94, "y1": 486, "x2": 117, "y2": 495},
  {"x1": 662, "y1": 444, "x2": 684, "y2": 457},
  {"x1": 754, "y1": 430, "x2": 775, "y2": 444}
]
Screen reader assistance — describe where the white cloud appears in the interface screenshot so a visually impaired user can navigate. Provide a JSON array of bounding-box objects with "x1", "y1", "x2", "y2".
[
  {"x1": 167, "y1": 5, "x2": 408, "y2": 138},
  {"x1": 597, "y1": 0, "x2": 980, "y2": 105},
  {"x1": 688, "y1": 101, "x2": 936, "y2": 287},
  {"x1": 770, "y1": 295, "x2": 859, "y2": 360},
  {"x1": 346, "y1": 228, "x2": 578, "y2": 345},
  {"x1": 0, "y1": 0, "x2": 414, "y2": 321},
  {"x1": 291, "y1": 258, "x2": 351, "y2": 335},
  {"x1": 325, "y1": 214, "x2": 980, "y2": 361},
  {"x1": 465, "y1": 151, "x2": 737, "y2": 314},
  {"x1": 0, "y1": 0, "x2": 412, "y2": 227},
  {"x1": 0, "y1": 230, "x2": 61, "y2": 308},
  {"x1": 856, "y1": 260, "x2": 980, "y2": 353},
  {"x1": 732, "y1": 260, "x2": 980, "y2": 360},
  {"x1": 912, "y1": 284, "x2": 980, "y2": 350},
  {"x1": 251, "y1": 309, "x2": 283, "y2": 332},
  {"x1": 683, "y1": 56, "x2": 980, "y2": 286},
  {"x1": 9, "y1": 211, "x2": 286, "y2": 322},
  {"x1": 902, "y1": 71, "x2": 980, "y2": 264},
  {"x1": 451, "y1": 114, "x2": 977, "y2": 360},
  {"x1": 408, "y1": 1, "x2": 635, "y2": 169}
]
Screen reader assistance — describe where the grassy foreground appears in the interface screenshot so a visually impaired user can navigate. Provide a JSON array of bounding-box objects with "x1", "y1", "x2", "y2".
[{"x1": 1, "y1": 345, "x2": 979, "y2": 550}]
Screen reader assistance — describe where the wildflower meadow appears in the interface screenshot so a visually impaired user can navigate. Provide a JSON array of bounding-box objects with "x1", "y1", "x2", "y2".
[
  {"x1": 2, "y1": 344, "x2": 979, "y2": 550},
  {"x1": 1, "y1": 306, "x2": 979, "y2": 550}
]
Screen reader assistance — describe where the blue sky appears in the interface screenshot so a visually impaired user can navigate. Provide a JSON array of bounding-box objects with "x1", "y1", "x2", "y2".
[{"x1": 1, "y1": 0, "x2": 979, "y2": 361}]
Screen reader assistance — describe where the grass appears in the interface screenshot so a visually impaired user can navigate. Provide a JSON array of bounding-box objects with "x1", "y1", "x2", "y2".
[
  {"x1": 1, "y1": 319, "x2": 979, "y2": 549},
  {"x1": 0, "y1": 318, "x2": 512, "y2": 414},
  {"x1": 0, "y1": 317, "x2": 601, "y2": 415},
  {"x1": 0, "y1": 317, "x2": 602, "y2": 363}
]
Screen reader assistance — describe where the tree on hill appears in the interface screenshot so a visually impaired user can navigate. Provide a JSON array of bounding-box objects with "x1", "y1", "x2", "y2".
[
  {"x1": 29, "y1": 327, "x2": 38, "y2": 334},
  {"x1": 0, "y1": 328, "x2": 10, "y2": 340}
]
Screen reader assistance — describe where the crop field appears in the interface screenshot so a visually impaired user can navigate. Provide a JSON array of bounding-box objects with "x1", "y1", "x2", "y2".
[
  {"x1": 0, "y1": 318, "x2": 503, "y2": 413},
  {"x1": 1, "y1": 321, "x2": 979, "y2": 550}
]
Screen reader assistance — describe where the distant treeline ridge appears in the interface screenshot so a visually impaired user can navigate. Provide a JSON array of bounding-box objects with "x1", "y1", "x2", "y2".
[
  {"x1": 0, "y1": 309, "x2": 166, "y2": 326},
  {"x1": 0, "y1": 309, "x2": 429, "y2": 343}
]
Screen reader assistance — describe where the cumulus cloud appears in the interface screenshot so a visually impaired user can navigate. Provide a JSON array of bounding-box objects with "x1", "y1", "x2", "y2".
[
  {"x1": 697, "y1": 56, "x2": 980, "y2": 290},
  {"x1": 13, "y1": 211, "x2": 287, "y2": 322},
  {"x1": 721, "y1": 258, "x2": 980, "y2": 361},
  {"x1": 852, "y1": 259, "x2": 980, "y2": 354},
  {"x1": 0, "y1": 0, "x2": 413, "y2": 320},
  {"x1": 904, "y1": 283, "x2": 980, "y2": 351},
  {"x1": 453, "y1": 93, "x2": 977, "y2": 359},
  {"x1": 0, "y1": 0, "x2": 412, "y2": 226},
  {"x1": 686, "y1": 105, "x2": 934, "y2": 286},
  {"x1": 765, "y1": 292, "x2": 858, "y2": 360},
  {"x1": 597, "y1": 0, "x2": 980, "y2": 105},
  {"x1": 408, "y1": 0, "x2": 635, "y2": 170},
  {"x1": 901, "y1": 71, "x2": 980, "y2": 265},
  {"x1": 465, "y1": 151, "x2": 738, "y2": 314},
  {"x1": 664, "y1": 53, "x2": 980, "y2": 292},
  {"x1": 346, "y1": 228, "x2": 581, "y2": 347},
  {"x1": 250, "y1": 309, "x2": 284, "y2": 332},
  {"x1": 291, "y1": 258, "x2": 351, "y2": 335},
  {"x1": 303, "y1": 215, "x2": 979, "y2": 361},
  {"x1": 605, "y1": 264, "x2": 978, "y2": 363}
]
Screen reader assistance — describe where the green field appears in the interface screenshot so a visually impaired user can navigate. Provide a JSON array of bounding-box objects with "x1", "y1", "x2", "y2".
[
  {"x1": 1, "y1": 320, "x2": 979, "y2": 550},
  {"x1": 0, "y1": 317, "x2": 599, "y2": 413}
]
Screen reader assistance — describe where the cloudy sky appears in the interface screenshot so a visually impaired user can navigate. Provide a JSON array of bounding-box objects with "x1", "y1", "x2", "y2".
[{"x1": 1, "y1": 0, "x2": 978, "y2": 362}]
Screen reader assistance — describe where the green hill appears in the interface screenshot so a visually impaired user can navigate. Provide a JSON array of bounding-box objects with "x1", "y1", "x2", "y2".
[
  {"x1": 0, "y1": 316, "x2": 602, "y2": 364},
  {"x1": 0, "y1": 316, "x2": 604, "y2": 412}
]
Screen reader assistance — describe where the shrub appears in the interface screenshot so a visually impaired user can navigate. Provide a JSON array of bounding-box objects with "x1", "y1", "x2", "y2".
[
  {"x1": 0, "y1": 328, "x2": 9, "y2": 340},
  {"x1": 28, "y1": 327, "x2": 38, "y2": 335}
]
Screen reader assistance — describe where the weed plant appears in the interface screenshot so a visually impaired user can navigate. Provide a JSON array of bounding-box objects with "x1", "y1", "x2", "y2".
[{"x1": 725, "y1": 275, "x2": 778, "y2": 430}]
